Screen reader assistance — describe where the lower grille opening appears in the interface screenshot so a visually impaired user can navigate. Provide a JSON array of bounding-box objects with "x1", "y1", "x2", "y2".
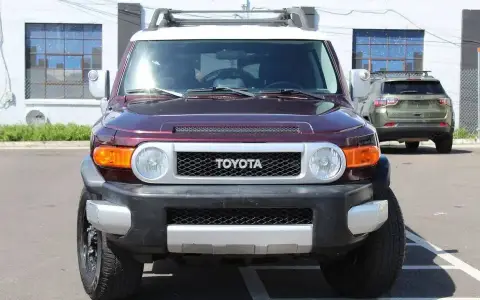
[{"x1": 167, "y1": 208, "x2": 313, "y2": 225}]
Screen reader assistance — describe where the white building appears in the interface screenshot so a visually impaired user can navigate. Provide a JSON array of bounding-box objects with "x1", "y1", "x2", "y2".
[{"x1": 0, "y1": 0, "x2": 479, "y2": 131}]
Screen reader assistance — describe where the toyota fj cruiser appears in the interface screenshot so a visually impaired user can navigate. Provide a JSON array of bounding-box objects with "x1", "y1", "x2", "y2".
[
  {"x1": 355, "y1": 71, "x2": 454, "y2": 153},
  {"x1": 78, "y1": 8, "x2": 406, "y2": 300}
]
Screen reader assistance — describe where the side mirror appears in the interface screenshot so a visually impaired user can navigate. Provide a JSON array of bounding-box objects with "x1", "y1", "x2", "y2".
[
  {"x1": 88, "y1": 70, "x2": 112, "y2": 115},
  {"x1": 349, "y1": 69, "x2": 371, "y2": 99}
]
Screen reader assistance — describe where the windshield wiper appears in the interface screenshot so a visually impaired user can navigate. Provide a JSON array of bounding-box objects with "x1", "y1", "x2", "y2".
[
  {"x1": 260, "y1": 89, "x2": 326, "y2": 100},
  {"x1": 125, "y1": 88, "x2": 183, "y2": 98},
  {"x1": 186, "y1": 86, "x2": 255, "y2": 97},
  {"x1": 399, "y1": 90, "x2": 419, "y2": 94}
]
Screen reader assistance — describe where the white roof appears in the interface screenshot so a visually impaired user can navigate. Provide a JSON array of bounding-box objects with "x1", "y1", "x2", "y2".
[{"x1": 130, "y1": 25, "x2": 328, "y2": 41}]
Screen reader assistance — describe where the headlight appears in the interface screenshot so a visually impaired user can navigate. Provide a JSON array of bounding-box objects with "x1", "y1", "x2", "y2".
[
  {"x1": 133, "y1": 147, "x2": 168, "y2": 181},
  {"x1": 308, "y1": 144, "x2": 346, "y2": 182}
]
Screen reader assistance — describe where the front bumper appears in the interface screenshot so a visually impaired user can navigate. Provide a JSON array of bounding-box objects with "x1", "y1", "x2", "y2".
[{"x1": 82, "y1": 156, "x2": 389, "y2": 256}]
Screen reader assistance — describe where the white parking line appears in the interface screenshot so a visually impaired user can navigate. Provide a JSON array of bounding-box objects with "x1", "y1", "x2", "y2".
[
  {"x1": 406, "y1": 231, "x2": 480, "y2": 281},
  {"x1": 239, "y1": 230, "x2": 480, "y2": 300}
]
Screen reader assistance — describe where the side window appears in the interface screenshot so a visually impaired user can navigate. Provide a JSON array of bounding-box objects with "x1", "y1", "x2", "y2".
[
  {"x1": 319, "y1": 44, "x2": 337, "y2": 93},
  {"x1": 242, "y1": 63, "x2": 260, "y2": 79}
]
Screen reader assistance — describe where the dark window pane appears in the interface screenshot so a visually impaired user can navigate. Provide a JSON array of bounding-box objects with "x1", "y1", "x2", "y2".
[
  {"x1": 27, "y1": 39, "x2": 45, "y2": 54},
  {"x1": 388, "y1": 45, "x2": 405, "y2": 58},
  {"x1": 46, "y1": 39, "x2": 65, "y2": 54},
  {"x1": 45, "y1": 24, "x2": 64, "y2": 39},
  {"x1": 26, "y1": 68, "x2": 46, "y2": 84},
  {"x1": 371, "y1": 31, "x2": 388, "y2": 44},
  {"x1": 354, "y1": 45, "x2": 369, "y2": 59},
  {"x1": 84, "y1": 40, "x2": 102, "y2": 55},
  {"x1": 387, "y1": 60, "x2": 404, "y2": 71},
  {"x1": 83, "y1": 55, "x2": 92, "y2": 69},
  {"x1": 47, "y1": 69, "x2": 65, "y2": 83},
  {"x1": 405, "y1": 59, "x2": 423, "y2": 71},
  {"x1": 407, "y1": 45, "x2": 424, "y2": 59},
  {"x1": 65, "y1": 85, "x2": 84, "y2": 98},
  {"x1": 371, "y1": 45, "x2": 387, "y2": 58},
  {"x1": 65, "y1": 24, "x2": 83, "y2": 39},
  {"x1": 383, "y1": 80, "x2": 445, "y2": 94},
  {"x1": 354, "y1": 32, "x2": 369, "y2": 44},
  {"x1": 65, "y1": 70, "x2": 83, "y2": 83},
  {"x1": 65, "y1": 56, "x2": 82, "y2": 69},
  {"x1": 371, "y1": 60, "x2": 387, "y2": 72},
  {"x1": 84, "y1": 24, "x2": 102, "y2": 39},
  {"x1": 47, "y1": 55, "x2": 65, "y2": 69},
  {"x1": 26, "y1": 24, "x2": 45, "y2": 38},
  {"x1": 65, "y1": 40, "x2": 83, "y2": 54},
  {"x1": 27, "y1": 83, "x2": 46, "y2": 98},
  {"x1": 406, "y1": 30, "x2": 424, "y2": 43},
  {"x1": 27, "y1": 54, "x2": 46, "y2": 68},
  {"x1": 353, "y1": 59, "x2": 369, "y2": 69},
  {"x1": 46, "y1": 85, "x2": 65, "y2": 98},
  {"x1": 92, "y1": 54, "x2": 102, "y2": 69}
]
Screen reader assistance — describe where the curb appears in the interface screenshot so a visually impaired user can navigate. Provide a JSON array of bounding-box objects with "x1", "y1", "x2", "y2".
[
  {"x1": 381, "y1": 139, "x2": 480, "y2": 147},
  {"x1": 0, "y1": 141, "x2": 90, "y2": 149}
]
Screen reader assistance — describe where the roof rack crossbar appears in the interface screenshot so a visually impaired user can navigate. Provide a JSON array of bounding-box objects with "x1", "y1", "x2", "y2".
[
  {"x1": 147, "y1": 8, "x2": 311, "y2": 30},
  {"x1": 370, "y1": 70, "x2": 433, "y2": 80}
]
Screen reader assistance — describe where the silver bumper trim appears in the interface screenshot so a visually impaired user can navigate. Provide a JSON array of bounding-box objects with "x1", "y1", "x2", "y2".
[
  {"x1": 86, "y1": 200, "x2": 131, "y2": 235},
  {"x1": 167, "y1": 224, "x2": 313, "y2": 255},
  {"x1": 348, "y1": 200, "x2": 388, "y2": 235}
]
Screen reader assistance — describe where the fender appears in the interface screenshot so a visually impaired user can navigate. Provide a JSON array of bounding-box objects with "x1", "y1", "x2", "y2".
[{"x1": 372, "y1": 154, "x2": 390, "y2": 191}]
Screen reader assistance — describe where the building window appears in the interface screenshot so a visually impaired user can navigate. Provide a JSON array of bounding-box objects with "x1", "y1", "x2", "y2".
[
  {"x1": 25, "y1": 23, "x2": 102, "y2": 99},
  {"x1": 352, "y1": 29, "x2": 424, "y2": 72}
]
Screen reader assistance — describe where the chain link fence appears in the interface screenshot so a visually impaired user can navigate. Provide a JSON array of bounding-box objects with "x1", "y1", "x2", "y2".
[{"x1": 459, "y1": 68, "x2": 479, "y2": 137}]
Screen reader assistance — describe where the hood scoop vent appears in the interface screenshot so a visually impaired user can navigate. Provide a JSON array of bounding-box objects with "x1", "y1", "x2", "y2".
[{"x1": 173, "y1": 125, "x2": 301, "y2": 135}]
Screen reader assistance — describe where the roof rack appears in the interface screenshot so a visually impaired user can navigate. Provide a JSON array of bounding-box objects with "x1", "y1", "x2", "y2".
[
  {"x1": 147, "y1": 8, "x2": 311, "y2": 30},
  {"x1": 370, "y1": 70, "x2": 433, "y2": 80}
]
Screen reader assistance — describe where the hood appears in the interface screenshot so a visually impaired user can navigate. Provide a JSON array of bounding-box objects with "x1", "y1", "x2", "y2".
[{"x1": 103, "y1": 97, "x2": 366, "y2": 135}]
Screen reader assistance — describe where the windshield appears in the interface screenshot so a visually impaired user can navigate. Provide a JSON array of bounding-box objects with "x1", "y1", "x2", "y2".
[
  {"x1": 382, "y1": 80, "x2": 445, "y2": 95},
  {"x1": 119, "y1": 39, "x2": 340, "y2": 96}
]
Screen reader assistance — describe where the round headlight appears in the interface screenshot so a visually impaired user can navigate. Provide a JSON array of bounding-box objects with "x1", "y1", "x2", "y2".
[
  {"x1": 309, "y1": 145, "x2": 346, "y2": 182},
  {"x1": 133, "y1": 147, "x2": 168, "y2": 181}
]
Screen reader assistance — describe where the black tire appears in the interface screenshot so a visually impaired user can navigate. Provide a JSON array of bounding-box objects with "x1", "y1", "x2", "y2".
[
  {"x1": 320, "y1": 187, "x2": 406, "y2": 298},
  {"x1": 77, "y1": 188, "x2": 143, "y2": 300},
  {"x1": 435, "y1": 135, "x2": 453, "y2": 154},
  {"x1": 405, "y1": 142, "x2": 420, "y2": 152}
]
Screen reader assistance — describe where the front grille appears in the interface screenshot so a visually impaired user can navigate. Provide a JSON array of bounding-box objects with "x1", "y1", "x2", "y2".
[
  {"x1": 173, "y1": 126, "x2": 300, "y2": 134},
  {"x1": 176, "y1": 152, "x2": 301, "y2": 177},
  {"x1": 167, "y1": 208, "x2": 313, "y2": 225}
]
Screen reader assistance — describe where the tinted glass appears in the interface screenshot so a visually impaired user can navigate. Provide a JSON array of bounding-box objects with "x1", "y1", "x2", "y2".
[
  {"x1": 120, "y1": 40, "x2": 340, "y2": 95},
  {"x1": 382, "y1": 80, "x2": 445, "y2": 94}
]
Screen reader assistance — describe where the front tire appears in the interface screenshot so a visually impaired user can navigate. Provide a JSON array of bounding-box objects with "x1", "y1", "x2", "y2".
[
  {"x1": 77, "y1": 188, "x2": 143, "y2": 300},
  {"x1": 320, "y1": 187, "x2": 406, "y2": 298}
]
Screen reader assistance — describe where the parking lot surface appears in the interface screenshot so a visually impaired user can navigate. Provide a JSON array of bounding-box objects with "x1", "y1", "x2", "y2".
[{"x1": 1, "y1": 144, "x2": 480, "y2": 299}]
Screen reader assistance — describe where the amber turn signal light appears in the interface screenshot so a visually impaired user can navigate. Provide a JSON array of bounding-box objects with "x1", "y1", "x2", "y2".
[
  {"x1": 342, "y1": 145, "x2": 381, "y2": 168},
  {"x1": 93, "y1": 145, "x2": 134, "y2": 169}
]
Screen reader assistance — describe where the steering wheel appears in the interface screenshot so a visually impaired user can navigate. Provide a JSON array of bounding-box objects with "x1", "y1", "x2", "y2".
[
  {"x1": 201, "y1": 68, "x2": 256, "y2": 86},
  {"x1": 263, "y1": 81, "x2": 304, "y2": 90}
]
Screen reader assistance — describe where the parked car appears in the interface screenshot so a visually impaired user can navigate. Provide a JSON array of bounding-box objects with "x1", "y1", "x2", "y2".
[
  {"x1": 78, "y1": 8, "x2": 406, "y2": 300},
  {"x1": 355, "y1": 71, "x2": 454, "y2": 153}
]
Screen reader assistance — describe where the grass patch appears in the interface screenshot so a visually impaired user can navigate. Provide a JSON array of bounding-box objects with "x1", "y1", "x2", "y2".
[
  {"x1": 453, "y1": 127, "x2": 477, "y2": 140},
  {"x1": 0, "y1": 124, "x2": 91, "y2": 141}
]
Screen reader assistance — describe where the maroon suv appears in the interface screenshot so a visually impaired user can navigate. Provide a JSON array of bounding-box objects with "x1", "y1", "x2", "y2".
[{"x1": 77, "y1": 8, "x2": 406, "y2": 300}]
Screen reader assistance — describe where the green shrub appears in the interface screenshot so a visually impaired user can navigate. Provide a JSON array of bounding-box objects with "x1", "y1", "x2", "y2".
[
  {"x1": 0, "y1": 124, "x2": 92, "y2": 141},
  {"x1": 453, "y1": 127, "x2": 477, "y2": 140}
]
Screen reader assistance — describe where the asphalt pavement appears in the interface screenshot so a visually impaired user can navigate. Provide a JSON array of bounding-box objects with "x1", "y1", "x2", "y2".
[{"x1": 1, "y1": 144, "x2": 480, "y2": 300}]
